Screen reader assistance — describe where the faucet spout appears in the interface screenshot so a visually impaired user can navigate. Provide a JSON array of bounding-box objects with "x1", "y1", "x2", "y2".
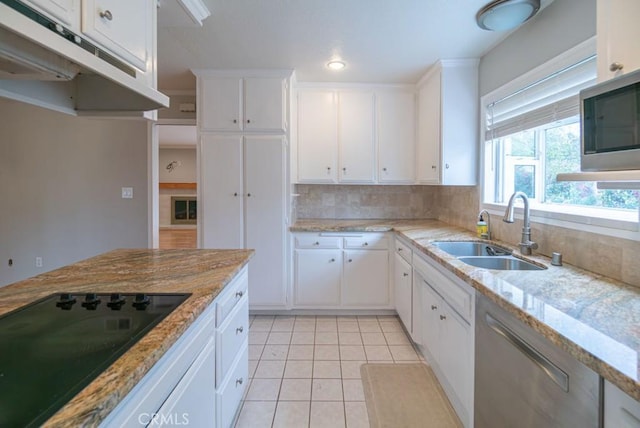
[{"x1": 502, "y1": 192, "x2": 538, "y2": 255}]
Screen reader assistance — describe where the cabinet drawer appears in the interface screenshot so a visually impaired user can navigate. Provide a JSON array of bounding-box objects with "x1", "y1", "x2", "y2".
[
  {"x1": 217, "y1": 343, "x2": 249, "y2": 428},
  {"x1": 295, "y1": 234, "x2": 341, "y2": 249},
  {"x1": 216, "y1": 267, "x2": 248, "y2": 327},
  {"x1": 216, "y1": 296, "x2": 249, "y2": 387},
  {"x1": 395, "y1": 239, "x2": 412, "y2": 262},
  {"x1": 344, "y1": 234, "x2": 388, "y2": 250},
  {"x1": 414, "y1": 254, "x2": 472, "y2": 322}
]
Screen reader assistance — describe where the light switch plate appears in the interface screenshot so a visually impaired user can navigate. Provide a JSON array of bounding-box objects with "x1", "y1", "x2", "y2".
[{"x1": 121, "y1": 187, "x2": 134, "y2": 199}]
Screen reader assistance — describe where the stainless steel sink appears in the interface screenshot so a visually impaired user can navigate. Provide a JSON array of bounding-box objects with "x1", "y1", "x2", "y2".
[
  {"x1": 458, "y1": 256, "x2": 546, "y2": 271},
  {"x1": 432, "y1": 241, "x2": 512, "y2": 257}
]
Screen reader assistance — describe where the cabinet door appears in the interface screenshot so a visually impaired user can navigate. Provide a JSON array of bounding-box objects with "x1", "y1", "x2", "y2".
[
  {"x1": 416, "y1": 73, "x2": 441, "y2": 184},
  {"x1": 343, "y1": 249, "x2": 389, "y2": 306},
  {"x1": 200, "y1": 77, "x2": 243, "y2": 131},
  {"x1": 297, "y1": 91, "x2": 338, "y2": 183},
  {"x1": 244, "y1": 77, "x2": 286, "y2": 132},
  {"x1": 338, "y1": 92, "x2": 375, "y2": 183},
  {"x1": 21, "y1": 0, "x2": 79, "y2": 28},
  {"x1": 378, "y1": 91, "x2": 416, "y2": 183},
  {"x1": 420, "y1": 278, "x2": 440, "y2": 363},
  {"x1": 394, "y1": 252, "x2": 412, "y2": 332},
  {"x1": 244, "y1": 136, "x2": 287, "y2": 307},
  {"x1": 154, "y1": 338, "x2": 216, "y2": 426},
  {"x1": 200, "y1": 135, "x2": 244, "y2": 249},
  {"x1": 294, "y1": 249, "x2": 341, "y2": 306},
  {"x1": 439, "y1": 304, "x2": 472, "y2": 411},
  {"x1": 604, "y1": 379, "x2": 640, "y2": 428},
  {"x1": 81, "y1": 0, "x2": 151, "y2": 70},
  {"x1": 597, "y1": 0, "x2": 640, "y2": 80},
  {"x1": 411, "y1": 275, "x2": 422, "y2": 345}
]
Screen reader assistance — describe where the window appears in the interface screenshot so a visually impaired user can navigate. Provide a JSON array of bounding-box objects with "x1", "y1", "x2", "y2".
[
  {"x1": 482, "y1": 40, "x2": 640, "y2": 231},
  {"x1": 171, "y1": 197, "x2": 197, "y2": 225}
]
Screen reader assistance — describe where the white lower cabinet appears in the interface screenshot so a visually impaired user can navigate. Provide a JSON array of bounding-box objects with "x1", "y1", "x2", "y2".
[
  {"x1": 155, "y1": 338, "x2": 216, "y2": 427},
  {"x1": 293, "y1": 233, "x2": 391, "y2": 309},
  {"x1": 415, "y1": 253, "x2": 474, "y2": 428},
  {"x1": 605, "y1": 380, "x2": 640, "y2": 428},
  {"x1": 394, "y1": 251, "x2": 412, "y2": 330},
  {"x1": 343, "y1": 249, "x2": 389, "y2": 306},
  {"x1": 101, "y1": 266, "x2": 249, "y2": 428},
  {"x1": 294, "y1": 249, "x2": 342, "y2": 306}
]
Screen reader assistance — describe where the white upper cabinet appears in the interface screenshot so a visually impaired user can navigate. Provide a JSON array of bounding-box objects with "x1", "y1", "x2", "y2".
[
  {"x1": 297, "y1": 90, "x2": 338, "y2": 183},
  {"x1": 244, "y1": 77, "x2": 287, "y2": 131},
  {"x1": 295, "y1": 85, "x2": 416, "y2": 185},
  {"x1": 81, "y1": 0, "x2": 151, "y2": 71},
  {"x1": 198, "y1": 74, "x2": 288, "y2": 133},
  {"x1": 20, "y1": 0, "x2": 79, "y2": 28},
  {"x1": 377, "y1": 91, "x2": 416, "y2": 183},
  {"x1": 200, "y1": 77, "x2": 243, "y2": 132},
  {"x1": 416, "y1": 59, "x2": 478, "y2": 185},
  {"x1": 597, "y1": 0, "x2": 640, "y2": 81},
  {"x1": 338, "y1": 92, "x2": 376, "y2": 183}
]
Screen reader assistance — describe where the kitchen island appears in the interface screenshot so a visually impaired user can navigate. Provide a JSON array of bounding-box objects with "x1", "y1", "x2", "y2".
[
  {"x1": 0, "y1": 248, "x2": 253, "y2": 427},
  {"x1": 292, "y1": 219, "x2": 640, "y2": 402}
]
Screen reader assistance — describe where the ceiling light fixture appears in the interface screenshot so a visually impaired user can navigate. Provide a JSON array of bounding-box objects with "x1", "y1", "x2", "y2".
[
  {"x1": 476, "y1": 0, "x2": 540, "y2": 31},
  {"x1": 327, "y1": 60, "x2": 346, "y2": 71}
]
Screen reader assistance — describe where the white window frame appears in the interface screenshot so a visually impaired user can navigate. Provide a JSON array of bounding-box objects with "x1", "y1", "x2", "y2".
[{"x1": 479, "y1": 36, "x2": 640, "y2": 240}]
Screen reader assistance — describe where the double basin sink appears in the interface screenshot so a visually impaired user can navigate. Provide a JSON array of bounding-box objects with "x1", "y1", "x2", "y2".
[{"x1": 432, "y1": 241, "x2": 546, "y2": 271}]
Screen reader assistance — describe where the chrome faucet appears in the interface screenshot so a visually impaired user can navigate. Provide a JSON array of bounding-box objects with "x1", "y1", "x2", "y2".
[
  {"x1": 477, "y1": 209, "x2": 491, "y2": 240},
  {"x1": 503, "y1": 191, "x2": 538, "y2": 255}
]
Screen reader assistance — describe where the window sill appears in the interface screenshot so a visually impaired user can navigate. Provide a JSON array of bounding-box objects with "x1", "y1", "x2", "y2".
[{"x1": 481, "y1": 202, "x2": 640, "y2": 240}]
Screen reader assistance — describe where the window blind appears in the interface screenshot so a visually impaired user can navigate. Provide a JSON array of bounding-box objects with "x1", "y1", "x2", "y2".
[{"x1": 485, "y1": 55, "x2": 597, "y2": 140}]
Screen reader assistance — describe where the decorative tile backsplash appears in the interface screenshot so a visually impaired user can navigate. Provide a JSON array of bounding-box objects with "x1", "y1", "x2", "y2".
[
  {"x1": 295, "y1": 184, "x2": 640, "y2": 287},
  {"x1": 295, "y1": 184, "x2": 438, "y2": 219}
]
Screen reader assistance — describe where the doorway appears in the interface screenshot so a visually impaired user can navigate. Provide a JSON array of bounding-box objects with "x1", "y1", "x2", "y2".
[{"x1": 157, "y1": 125, "x2": 198, "y2": 249}]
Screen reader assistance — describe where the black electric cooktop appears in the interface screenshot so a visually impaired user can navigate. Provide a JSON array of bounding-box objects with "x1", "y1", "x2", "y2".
[{"x1": 0, "y1": 292, "x2": 190, "y2": 428}]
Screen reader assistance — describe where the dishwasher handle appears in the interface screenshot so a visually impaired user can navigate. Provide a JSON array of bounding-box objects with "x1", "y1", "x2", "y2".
[{"x1": 485, "y1": 313, "x2": 569, "y2": 392}]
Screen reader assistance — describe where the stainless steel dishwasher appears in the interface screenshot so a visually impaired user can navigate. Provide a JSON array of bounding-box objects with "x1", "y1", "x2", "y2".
[{"x1": 475, "y1": 295, "x2": 601, "y2": 428}]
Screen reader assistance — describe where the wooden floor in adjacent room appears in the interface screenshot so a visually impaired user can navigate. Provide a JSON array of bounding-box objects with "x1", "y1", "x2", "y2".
[{"x1": 159, "y1": 228, "x2": 197, "y2": 249}]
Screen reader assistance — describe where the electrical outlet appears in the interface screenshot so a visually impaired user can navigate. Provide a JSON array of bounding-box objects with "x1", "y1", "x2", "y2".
[
  {"x1": 35, "y1": 257, "x2": 43, "y2": 268},
  {"x1": 121, "y1": 187, "x2": 133, "y2": 199}
]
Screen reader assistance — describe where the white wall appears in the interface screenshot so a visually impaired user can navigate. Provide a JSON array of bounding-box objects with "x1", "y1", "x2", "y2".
[
  {"x1": 159, "y1": 148, "x2": 196, "y2": 182},
  {"x1": 479, "y1": 0, "x2": 596, "y2": 96},
  {"x1": 0, "y1": 98, "x2": 149, "y2": 286}
]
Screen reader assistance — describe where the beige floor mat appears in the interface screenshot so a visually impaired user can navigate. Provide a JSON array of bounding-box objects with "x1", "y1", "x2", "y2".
[{"x1": 360, "y1": 363, "x2": 462, "y2": 428}]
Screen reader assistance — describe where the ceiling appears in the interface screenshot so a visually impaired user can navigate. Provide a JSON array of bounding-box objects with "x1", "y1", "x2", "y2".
[{"x1": 156, "y1": 0, "x2": 542, "y2": 90}]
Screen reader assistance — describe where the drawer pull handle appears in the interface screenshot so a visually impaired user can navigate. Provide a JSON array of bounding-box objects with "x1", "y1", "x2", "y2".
[
  {"x1": 313, "y1": 241, "x2": 320, "y2": 246},
  {"x1": 99, "y1": 10, "x2": 113, "y2": 20},
  {"x1": 233, "y1": 119, "x2": 238, "y2": 123},
  {"x1": 403, "y1": 273, "x2": 409, "y2": 277},
  {"x1": 348, "y1": 259, "x2": 353, "y2": 263},
  {"x1": 235, "y1": 291, "x2": 244, "y2": 298},
  {"x1": 330, "y1": 258, "x2": 335, "y2": 262},
  {"x1": 440, "y1": 315, "x2": 446, "y2": 320},
  {"x1": 431, "y1": 305, "x2": 437, "y2": 310},
  {"x1": 236, "y1": 378, "x2": 244, "y2": 386},
  {"x1": 363, "y1": 242, "x2": 368, "y2": 246},
  {"x1": 236, "y1": 326, "x2": 244, "y2": 334},
  {"x1": 398, "y1": 248, "x2": 402, "y2": 251}
]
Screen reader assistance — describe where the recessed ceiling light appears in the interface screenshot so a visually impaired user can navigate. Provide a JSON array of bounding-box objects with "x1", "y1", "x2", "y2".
[
  {"x1": 476, "y1": 0, "x2": 540, "y2": 31},
  {"x1": 327, "y1": 60, "x2": 346, "y2": 71}
]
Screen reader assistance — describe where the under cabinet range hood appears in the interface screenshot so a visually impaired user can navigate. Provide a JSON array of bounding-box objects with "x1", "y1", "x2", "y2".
[{"x1": 0, "y1": 0, "x2": 169, "y2": 116}]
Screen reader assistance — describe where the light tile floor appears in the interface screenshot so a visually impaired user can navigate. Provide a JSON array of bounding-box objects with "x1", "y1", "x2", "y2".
[{"x1": 234, "y1": 315, "x2": 424, "y2": 428}]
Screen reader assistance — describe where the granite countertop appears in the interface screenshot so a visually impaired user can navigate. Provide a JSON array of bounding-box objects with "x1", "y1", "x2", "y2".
[
  {"x1": 0, "y1": 248, "x2": 253, "y2": 427},
  {"x1": 293, "y1": 219, "x2": 640, "y2": 401}
]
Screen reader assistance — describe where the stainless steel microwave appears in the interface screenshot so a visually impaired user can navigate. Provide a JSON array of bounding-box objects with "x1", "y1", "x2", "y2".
[{"x1": 581, "y1": 68, "x2": 640, "y2": 171}]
